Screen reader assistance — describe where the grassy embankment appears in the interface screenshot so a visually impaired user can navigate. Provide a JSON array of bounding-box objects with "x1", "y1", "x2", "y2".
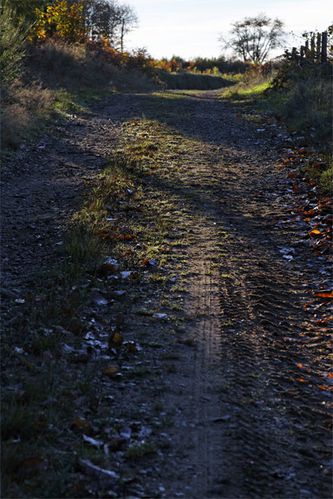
[
  {"x1": 220, "y1": 63, "x2": 333, "y2": 195},
  {"x1": 1, "y1": 29, "x2": 231, "y2": 153},
  {"x1": 1, "y1": 40, "x2": 159, "y2": 151}
]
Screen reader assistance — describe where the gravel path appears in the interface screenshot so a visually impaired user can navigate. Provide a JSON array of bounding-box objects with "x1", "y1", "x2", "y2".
[{"x1": 2, "y1": 90, "x2": 331, "y2": 498}]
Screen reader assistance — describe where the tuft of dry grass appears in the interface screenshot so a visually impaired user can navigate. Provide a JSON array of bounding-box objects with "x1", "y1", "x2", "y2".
[{"x1": 1, "y1": 81, "x2": 55, "y2": 150}]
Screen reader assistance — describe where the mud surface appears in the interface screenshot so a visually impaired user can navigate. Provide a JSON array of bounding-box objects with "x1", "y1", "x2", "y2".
[{"x1": 1, "y1": 91, "x2": 332, "y2": 498}]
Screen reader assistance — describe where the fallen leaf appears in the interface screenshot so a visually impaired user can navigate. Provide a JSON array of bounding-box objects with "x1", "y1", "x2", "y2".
[
  {"x1": 103, "y1": 364, "x2": 120, "y2": 378},
  {"x1": 16, "y1": 456, "x2": 45, "y2": 474},
  {"x1": 318, "y1": 385, "x2": 333, "y2": 392},
  {"x1": 109, "y1": 330, "x2": 123, "y2": 348},
  {"x1": 99, "y1": 257, "x2": 120, "y2": 274},
  {"x1": 71, "y1": 417, "x2": 91, "y2": 433},
  {"x1": 114, "y1": 233, "x2": 135, "y2": 241},
  {"x1": 143, "y1": 258, "x2": 158, "y2": 267},
  {"x1": 314, "y1": 290, "x2": 333, "y2": 299},
  {"x1": 309, "y1": 228, "x2": 321, "y2": 237}
]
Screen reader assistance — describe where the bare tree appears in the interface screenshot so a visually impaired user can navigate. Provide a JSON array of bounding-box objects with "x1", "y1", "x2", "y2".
[
  {"x1": 118, "y1": 3, "x2": 137, "y2": 52},
  {"x1": 221, "y1": 14, "x2": 285, "y2": 64},
  {"x1": 84, "y1": 0, "x2": 137, "y2": 49}
]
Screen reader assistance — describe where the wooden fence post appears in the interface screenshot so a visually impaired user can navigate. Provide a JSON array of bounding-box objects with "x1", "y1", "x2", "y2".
[
  {"x1": 310, "y1": 34, "x2": 316, "y2": 61},
  {"x1": 321, "y1": 31, "x2": 328, "y2": 62},
  {"x1": 316, "y1": 32, "x2": 321, "y2": 61},
  {"x1": 291, "y1": 47, "x2": 298, "y2": 62}
]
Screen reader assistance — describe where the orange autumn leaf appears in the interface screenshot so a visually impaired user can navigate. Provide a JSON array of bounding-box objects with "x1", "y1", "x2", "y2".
[
  {"x1": 309, "y1": 228, "x2": 321, "y2": 236},
  {"x1": 318, "y1": 385, "x2": 333, "y2": 392},
  {"x1": 314, "y1": 290, "x2": 333, "y2": 299}
]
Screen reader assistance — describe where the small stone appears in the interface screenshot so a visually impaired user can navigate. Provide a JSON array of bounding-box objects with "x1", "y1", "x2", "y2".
[
  {"x1": 153, "y1": 313, "x2": 168, "y2": 320},
  {"x1": 120, "y1": 271, "x2": 132, "y2": 279},
  {"x1": 14, "y1": 298, "x2": 25, "y2": 304}
]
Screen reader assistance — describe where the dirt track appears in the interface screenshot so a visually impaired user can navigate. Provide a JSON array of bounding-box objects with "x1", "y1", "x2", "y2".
[{"x1": 2, "y1": 91, "x2": 332, "y2": 498}]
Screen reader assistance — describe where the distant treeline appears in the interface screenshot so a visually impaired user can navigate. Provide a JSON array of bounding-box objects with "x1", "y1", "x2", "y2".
[{"x1": 155, "y1": 56, "x2": 249, "y2": 74}]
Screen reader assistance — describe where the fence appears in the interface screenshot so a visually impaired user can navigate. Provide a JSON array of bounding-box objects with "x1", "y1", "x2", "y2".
[{"x1": 288, "y1": 31, "x2": 328, "y2": 64}]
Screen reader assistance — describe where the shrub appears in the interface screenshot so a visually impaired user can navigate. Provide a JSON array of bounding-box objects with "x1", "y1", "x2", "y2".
[
  {"x1": 0, "y1": 6, "x2": 26, "y2": 83},
  {"x1": 25, "y1": 40, "x2": 157, "y2": 91},
  {"x1": 270, "y1": 62, "x2": 332, "y2": 149}
]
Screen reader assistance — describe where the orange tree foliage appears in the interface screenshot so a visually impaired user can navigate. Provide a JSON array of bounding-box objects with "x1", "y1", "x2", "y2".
[
  {"x1": 88, "y1": 39, "x2": 155, "y2": 74},
  {"x1": 153, "y1": 57, "x2": 185, "y2": 72},
  {"x1": 32, "y1": 0, "x2": 86, "y2": 43}
]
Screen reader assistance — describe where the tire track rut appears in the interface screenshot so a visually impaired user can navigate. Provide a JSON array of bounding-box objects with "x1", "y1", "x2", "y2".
[
  {"x1": 108, "y1": 92, "x2": 332, "y2": 498},
  {"x1": 3, "y1": 90, "x2": 330, "y2": 498}
]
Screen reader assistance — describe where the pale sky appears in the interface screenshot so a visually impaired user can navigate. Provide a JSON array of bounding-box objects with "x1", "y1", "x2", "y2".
[{"x1": 126, "y1": 0, "x2": 332, "y2": 59}]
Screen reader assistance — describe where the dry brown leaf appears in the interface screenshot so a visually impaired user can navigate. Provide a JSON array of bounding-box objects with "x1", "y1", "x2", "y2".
[
  {"x1": 110, "y1": 330, "x2": 123, "y2": 348},
  {"x1": 71, "y1": 417, "x2": 92, "y2": 433},
  {"x1": 103, "y1": 364, "x2": 120, "y2": 378}
]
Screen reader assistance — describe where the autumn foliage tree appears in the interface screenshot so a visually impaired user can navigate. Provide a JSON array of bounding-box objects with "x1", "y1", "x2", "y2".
[
  {"x1": 221, "y1": 14, "x2": 285, "y2": 64},
  {"x1": 33, "y1": 0, "x2": 86, "y2": 42},
  {"x1": 30, "y1": 0, "x2": 137, "y2": 49}
]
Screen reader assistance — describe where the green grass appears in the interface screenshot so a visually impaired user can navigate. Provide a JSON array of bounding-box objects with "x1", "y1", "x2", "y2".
[
  {"x1": 53, "y1": 86, "x2": 118, "y2": 116},
  {"x1": 221, "y1": 65, "x2": 332, "y2": 193},
  {"x1": 221, "y1": 78, "x2": 271, "y2": 100},
  {"x1": 319, "y1": 161, "x2": 333, "y2": 195},
  {"x1": 53, "y1": 89, "x2": 87, "y2": 115},
  {"x1": 302, "y1": 156, "x2": 333, "y2": 196}
]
